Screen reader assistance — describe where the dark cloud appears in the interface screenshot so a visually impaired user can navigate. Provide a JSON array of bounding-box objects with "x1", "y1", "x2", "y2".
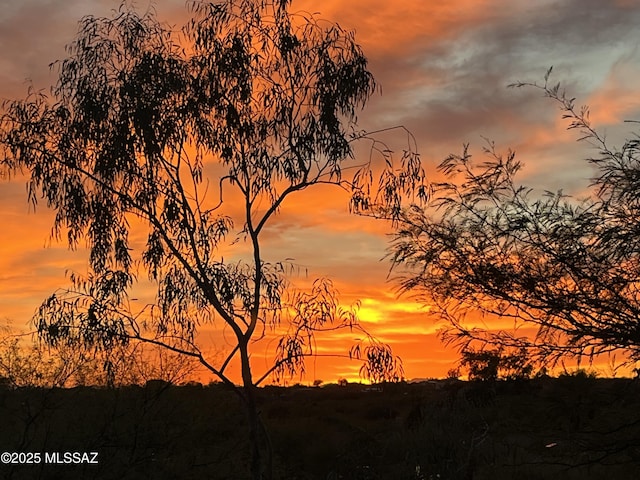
[
  {"x1": 351, "y1": 0, "x2": 640, "y2": 192},
  {"x1": 366, "y1": 0, "x2": 640, "y2": 127}
]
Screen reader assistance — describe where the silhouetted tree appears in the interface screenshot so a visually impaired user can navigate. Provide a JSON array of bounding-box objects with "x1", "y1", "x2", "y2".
[
  {"x1": 460, "y1": 346, "x2": 534, "y2": 381},
  {"x1": 0, "y1": 1, "x2": 424, "y2": 478},
  {"x1": 391, "y1": 67, "x2": 640, "y2": 370}
]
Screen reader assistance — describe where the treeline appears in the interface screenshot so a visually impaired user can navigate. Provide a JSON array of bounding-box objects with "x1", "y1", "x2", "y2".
[{"x1": 0, "y1": 330, "x2": 199, "y2": 389}]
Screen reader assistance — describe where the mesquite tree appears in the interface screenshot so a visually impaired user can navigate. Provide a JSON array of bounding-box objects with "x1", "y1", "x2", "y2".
[
  {"x1": 391, "y1": 68, "x2": 640, "y2": 370},
  {"x1": 0, "y1": 1, "x2": 425, "y2": 478}
]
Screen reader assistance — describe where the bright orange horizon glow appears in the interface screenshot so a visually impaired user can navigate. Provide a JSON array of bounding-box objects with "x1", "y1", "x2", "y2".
[{"x1": 2, "y1": 1, "x2": 640, "y2": 384}]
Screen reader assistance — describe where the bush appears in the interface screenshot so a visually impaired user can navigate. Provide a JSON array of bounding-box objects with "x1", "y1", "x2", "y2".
[{"x1": 460, "y1": 347, "x2": 534, "y2": 381}]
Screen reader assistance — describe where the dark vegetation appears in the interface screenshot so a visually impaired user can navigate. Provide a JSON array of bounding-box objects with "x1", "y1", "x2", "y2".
[
  {"x1": 391, "y1": 68, "x2": 640, "y2": 369},
  {"x1": 1, "y1": 378, "x2": 639, "y2": 480}
]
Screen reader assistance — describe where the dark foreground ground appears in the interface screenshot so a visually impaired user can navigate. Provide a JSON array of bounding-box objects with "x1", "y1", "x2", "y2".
[{"x1": 0, "y1": 377, "x2": 639, "y2": 479}]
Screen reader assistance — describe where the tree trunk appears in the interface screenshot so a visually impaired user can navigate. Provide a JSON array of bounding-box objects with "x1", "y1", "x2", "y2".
[{"x1": 240, "y1": 340, "x2": 272, "y2": 480}]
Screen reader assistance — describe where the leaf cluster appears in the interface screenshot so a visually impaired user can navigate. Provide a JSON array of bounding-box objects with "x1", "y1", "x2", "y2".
[{"x1": 391, "y1": 69, "x2": 640, "y2": 366}]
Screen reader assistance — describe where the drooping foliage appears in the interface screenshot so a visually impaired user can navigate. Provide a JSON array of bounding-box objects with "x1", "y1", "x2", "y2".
[
  {"x1": 391, "y1": 68, "x2": 640, "y2": 367},
  {"x1": 1, "y1": 2, "x2": 423, "y2": 477},
  {"x1": 1, "y1": 0, "x2": 421, "y2": 379}
]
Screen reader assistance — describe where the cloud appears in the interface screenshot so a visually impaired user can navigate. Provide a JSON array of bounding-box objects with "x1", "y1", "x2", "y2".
[
  {"x1": 0, "y1": 0, "x2": 187, "y2": 99},
  {"x1": 340, "y1": 0, "x2": 640, "y2": 195}
]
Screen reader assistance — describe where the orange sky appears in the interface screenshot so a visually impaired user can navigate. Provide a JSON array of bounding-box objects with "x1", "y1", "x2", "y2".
[{"x1": 2, "y1": 0, "x2": 640, "y2": 384}]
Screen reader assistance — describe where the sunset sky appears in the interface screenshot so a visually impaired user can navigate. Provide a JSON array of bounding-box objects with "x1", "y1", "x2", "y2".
[{"x1": 1, "y1": 0, "x2": 640, "y2": 383}]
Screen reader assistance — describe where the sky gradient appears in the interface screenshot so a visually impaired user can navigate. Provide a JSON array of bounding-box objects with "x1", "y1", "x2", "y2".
[{"x1": 2, "y1": 0, "x2": 640, "y2": 383}]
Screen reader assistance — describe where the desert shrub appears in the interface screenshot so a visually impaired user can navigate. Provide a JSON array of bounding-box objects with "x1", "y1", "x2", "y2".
[
  {"x1": 460, "y1": 347, "x2": 534, "y2": 381},
  {"x1": 559, "y1": 368, "x2": 598, "y2": 379},
  {"x1": 0, "y1": 329, "x2": 200, "y2": 387}
]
